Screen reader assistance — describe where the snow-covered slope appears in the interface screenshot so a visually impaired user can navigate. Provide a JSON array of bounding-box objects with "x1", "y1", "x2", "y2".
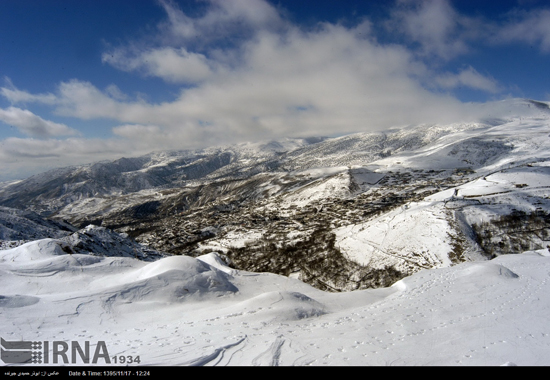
[
  {"x1": 1, "y1": 242, "x2": 549, "y2": 366},
  {"x1": 0, "y1": 215, "x2": 166, "y2": 261},
  {"x1": 2, "y1": 98, "x2": 550, "y2": 366},
  {"x1": 58, "y1": 224, "x2": 167, "y2": 261},
  {"x1": 0, "y1": 206, "x2": 76, "y2": 249},
  {"x1": 1, "y1": 98, "x2": 550, "y2": 292}
]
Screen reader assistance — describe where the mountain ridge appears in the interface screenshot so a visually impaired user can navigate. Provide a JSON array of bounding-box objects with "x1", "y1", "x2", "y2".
[{"x1": 2, "y1": 97, "x2": 550, "y2": 291}]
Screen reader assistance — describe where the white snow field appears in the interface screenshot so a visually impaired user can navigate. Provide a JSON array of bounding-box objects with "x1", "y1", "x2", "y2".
[{"x1": 1, "y1": 239, "x2": 549, "y2": 366}]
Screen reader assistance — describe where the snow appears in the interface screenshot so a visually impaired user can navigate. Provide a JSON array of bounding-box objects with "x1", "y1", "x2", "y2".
[
  {"x1": 335, "y1": 200, "x2": 453, "y2": 270},
  {"x1": 349, "y1": 167, "x2": 386, "y2": 187},
  {"x1": 1, "y1": 241, "x2": 550, "y2": 366},
  {"x1": 444, "y1": 164, "x2": 550, "y2": 228},
  {"x1": 0, "y1": 239, "x2": 70, "y2": 262},
  {"x1": 279, "y1": 170, "x2": 352, "y2": 208},
  {"x1": 2, "y1": 98, "x2": 550, "y2": 366},
  {"x1": 204, "y1": 229, "x2": 265, "y2": 250}
]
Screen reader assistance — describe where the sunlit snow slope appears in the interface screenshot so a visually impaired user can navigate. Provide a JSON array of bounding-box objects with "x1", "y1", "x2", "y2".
[{"x1": 1, "y1": 241, "x2": 549, "y2": 366}]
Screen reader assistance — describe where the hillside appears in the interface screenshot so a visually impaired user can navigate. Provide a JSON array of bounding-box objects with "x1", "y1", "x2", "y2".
[
  {"x1": 1, "y1": 98, "x2": 550, "y2": 292},
  {"x1": 2, "y1": 98, "x2": 550, "y2": 366},
  {"x1": 1, "y1": 237, "x2": 549, "y2": 365}
]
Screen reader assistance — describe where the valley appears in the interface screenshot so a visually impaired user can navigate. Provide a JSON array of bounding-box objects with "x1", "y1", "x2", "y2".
[{"x1": 2, "y1": 99, "x2": 550, "y2": 292}]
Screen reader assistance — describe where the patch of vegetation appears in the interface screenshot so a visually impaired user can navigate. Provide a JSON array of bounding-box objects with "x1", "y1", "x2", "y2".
[
  {"x1": 447, "y1": 231, "x2": 466, "y2": 264},
  {"x1": 472, "y1": 209, "x2": 550, "y2": 257},
  {"x1": 226, "y1": 227, "x2": 408, "y2": 292},
  {"x1": 445, "y1": 210, "x2": 468, "y2": 264}
]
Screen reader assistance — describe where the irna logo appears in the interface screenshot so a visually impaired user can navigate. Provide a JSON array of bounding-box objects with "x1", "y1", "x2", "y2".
[{"x1": 1, "y1": 338, "x2": 111, "y2": 364}]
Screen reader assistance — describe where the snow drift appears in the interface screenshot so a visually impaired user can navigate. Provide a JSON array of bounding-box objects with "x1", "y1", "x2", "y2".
[{"x1": 1, "y1": 239, "x2": 550, "y2": 366}]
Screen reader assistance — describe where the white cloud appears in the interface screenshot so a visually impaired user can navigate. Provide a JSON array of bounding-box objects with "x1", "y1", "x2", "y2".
[
  {"x1": 9, "y1": 0, "x2": 548, "y2": 181},
  {"x1": 102, "y1": 47, "x2": 216, "y2": 84},
  {"x1": 388, "y1": 1, "x2": 550, "y2": 58},
  {"x1": 0, "y1": 136, "x2": 156, "y2": 181},
  {"x1": 112, "y1": 124, "x2": 162, "y2": 139},
  {"x1": 1, "y1": 82, "x2": 57, "y2": 105},
  {"x1": 157, "y1": 0, "x2": 284, "y2": 43},
  {"x1": 387, "y1": 0, "x2": 477, "y2": 60},
  {"x1": 102, "y1": 0, "x2": 285, "y2": 84},
  {"x1": 55, "y1": 80, "x2": 124, "y2": 119},
  {"x1": 0, "y1": 2, "x2": 482, "y2": 169},
  {"x1": 492, "y1": 9, "x2": 550, "y2": 53},
  {"x1": 105, "y1": 84, "x2": 129, "y2": 101},
  {"x1": 434, "y1": 66, "x2": 501, "y2": 93},
  {"x1": 3, "y1": 27, "x2": 470, "y2": 141},
  {"x1": 0, "y1": 136, "x2": 137, "y2": 161},
  {"x1": 170, "y1": 24, "x2": 466, "y2": 138},
  {"x1": 111, "y1": 124, "x2": 177, "y2": 150},
  {"x1": 0, "y1": 107, "x2": 78, "y2": 138}
]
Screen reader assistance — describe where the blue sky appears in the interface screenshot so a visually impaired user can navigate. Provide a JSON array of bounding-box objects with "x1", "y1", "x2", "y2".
[{"x1": 0, "y1": 0, "x2": 549, "y2": 180}]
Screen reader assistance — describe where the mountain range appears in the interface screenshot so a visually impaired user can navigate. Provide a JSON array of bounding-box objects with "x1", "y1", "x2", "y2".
[
  {"x1": 1, "y1": 98, "x2": 550, "y2": 365},
  {"x1": 1, "y1": 98, "x2": 550, "y2": 292}
]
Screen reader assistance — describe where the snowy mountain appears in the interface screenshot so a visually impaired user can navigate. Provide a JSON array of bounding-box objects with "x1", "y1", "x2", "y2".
[
  {"x1": 1, "y1": 98, "x2": 550, "y2": 366},
  {"x1": 0, "y1": 206, "x2": 76, "y2": 249},
  {"x1": 58, "y1": 224, "x2": 167, "y2": 261},
  {"x1": 1, "y1": 98, "x2": 550, "y2": 292},
  {"x1": 0, "y1": 204, "x2": 165, "y2": 260}
]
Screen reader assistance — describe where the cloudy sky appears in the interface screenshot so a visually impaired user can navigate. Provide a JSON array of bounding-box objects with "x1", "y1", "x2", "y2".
[{"x1": 1, "y1": 0, "x2": 550, "y2": 181}]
